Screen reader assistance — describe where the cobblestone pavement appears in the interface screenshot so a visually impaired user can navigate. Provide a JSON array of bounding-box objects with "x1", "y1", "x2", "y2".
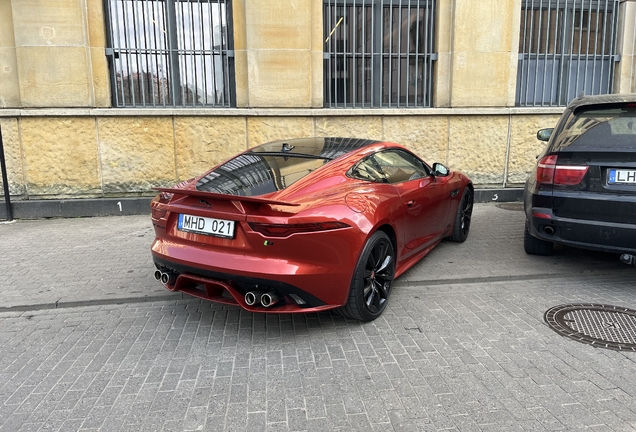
[
  {"x1": 0, "y1": 203, "x2": 631, "y2": 310},
  {"x1": 1, "y1": 274, "x2": 636, "y2": 432},
  {"x1": 1, "y1": 204, "x2": 636, "y2": 431}
]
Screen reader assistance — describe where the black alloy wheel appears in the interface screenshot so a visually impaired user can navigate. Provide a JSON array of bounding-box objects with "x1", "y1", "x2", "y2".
[
  {"x1": 339, "y1": 231, "x2": 395, "y2": 322},
  {"x1": 450, "y1": 188, "x2": 473, "y2": 242}
]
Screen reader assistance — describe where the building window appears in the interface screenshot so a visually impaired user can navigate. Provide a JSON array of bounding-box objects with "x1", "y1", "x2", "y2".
[
  {"x1": 516, "y1": 0, "x2": 620, "y2": 107},
  {"x1": 104, "y1": 0, "x2": 235, "y2": 108},
  {"x1": 323, "y1": 0, "x2": 436, "y2": 108}
]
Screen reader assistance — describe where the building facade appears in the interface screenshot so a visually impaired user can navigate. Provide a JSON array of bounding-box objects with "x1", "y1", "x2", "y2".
[{"x1": 0, "y1": 0, "x2": 635, "y2": 200}]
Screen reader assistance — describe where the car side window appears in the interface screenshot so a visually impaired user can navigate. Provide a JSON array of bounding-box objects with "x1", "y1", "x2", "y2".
[
  {"x1": 349, "y1": 156, "x2": 388, "y2": 183},
  {"x1": 349, "y1": 149, "x2": 430, "y2": 184},
  {"x1": 372, "y1": 150, "x2": 431, "y2": 184}
]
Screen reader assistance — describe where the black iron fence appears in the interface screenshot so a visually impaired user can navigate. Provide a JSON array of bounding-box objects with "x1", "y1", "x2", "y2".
[
  {"x1": 323, "y1": 0, "x2": 436, "y2": 108},
  {"x1": 516, "y1": 0, "x2": 620, "y2": 106},
  {"x1": 103, "y1": 0, "x2": 235, "y2": 108}
]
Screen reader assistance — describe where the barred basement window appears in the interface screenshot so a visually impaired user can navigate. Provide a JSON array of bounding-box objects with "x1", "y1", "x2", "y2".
[
  {"x1": 324, "y1": 0, "x2": 436, "y2": 108},
  {"x1": 104, "y1": 0, "x2": 235, "y2": 108},
  {"x1": 516, "y1": 0, "x2": 620, "y2": 107}
]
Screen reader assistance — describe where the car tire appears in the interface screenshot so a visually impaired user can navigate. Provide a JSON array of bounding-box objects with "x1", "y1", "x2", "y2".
[
  {"x1": 339, "y1": 231, "x2": 395, "y2": 322},
  {"x1": 523, "y1": 221, "x2": 553, "y2": 256},
  {"x1": 449, "y1": 187, "x2": 473, "y2": 242}
]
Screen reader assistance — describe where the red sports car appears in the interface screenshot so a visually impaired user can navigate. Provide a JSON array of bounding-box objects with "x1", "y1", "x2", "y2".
[{"x1": 151, "y1": 137, "x2": 473, "y2": 321}]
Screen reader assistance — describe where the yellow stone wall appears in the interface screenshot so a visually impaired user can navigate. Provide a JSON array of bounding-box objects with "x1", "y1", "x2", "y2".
[
  {"x1": 448, "y1": 0, "x2": 521, "y2": 107},
  {"x1": 508, "y1": 114, "x2": 562, "y2": 184},
  {"x1": 0, "y1": 113, "x2": 562, "y2": 199},
  {"x1": 237, "y1": 0, "x2": 323, "y2": 108},
  {"x1": 175, "y1": 117, "x2": 248, "y2": 180},
  {"x1": 0, "y1": 0, "x2": 20, "y2": 108},
  {"x1": 0, "y1": 0, "x2": 110, "y2": 108},
  {"x1": 0, "y1": 0, "x2": 634, "y2": 109},
  {"x1": 20, "y1": 117, "x2": 101, "y2": 196},
  {"x1": 0, "y1": 118, "x2": 24, "y2": 195},
  {"x1": 0, "y1": 0, "x2": 632, "y2": 201},
  {"x1": 615, "y1": 1, "x2": 636, "y2": 94}
]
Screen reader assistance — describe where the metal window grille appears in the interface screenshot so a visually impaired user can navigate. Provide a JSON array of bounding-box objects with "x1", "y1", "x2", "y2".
[
  {"x1": 324, "y1": 0, "x2": 436, "y2": 108},
  {"x1": 104, "y1": 0, "x2": 235, "y2": 108},
  {"x1": 516, "y1": 0, "x2": 620, "y2": 107}
]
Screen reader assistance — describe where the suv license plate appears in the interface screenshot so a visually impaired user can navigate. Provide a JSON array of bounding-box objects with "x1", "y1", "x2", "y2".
[
  {"x1": 608, "y1": 169, "x2": 636, "y2": 184},
  {"x1": 177, "y1": 214, "x2": 235, "y2": 239}
]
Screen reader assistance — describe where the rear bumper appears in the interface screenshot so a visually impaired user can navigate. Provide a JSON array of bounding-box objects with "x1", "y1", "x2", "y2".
[
  {"x1": 527, "y1": 212, "x2": 636, "y2": 254},
  {"x1": 151, "y1": 238, "x2": 354, "y2": 312}
]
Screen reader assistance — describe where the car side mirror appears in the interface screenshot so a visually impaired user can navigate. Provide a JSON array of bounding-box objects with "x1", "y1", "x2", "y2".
[
  {"x1": 537, "y1": 128, "x2": 554, "y2": 142},
  {"x1": 432, "y1": 163, "x2": 449, "y2": 177}
]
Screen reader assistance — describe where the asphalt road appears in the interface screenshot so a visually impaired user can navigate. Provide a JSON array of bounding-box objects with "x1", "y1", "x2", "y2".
[{"x1": 1, "y1": 203, "x2": 635, "y2": 431}]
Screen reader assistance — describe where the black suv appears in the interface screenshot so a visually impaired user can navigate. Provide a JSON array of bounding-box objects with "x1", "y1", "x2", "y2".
[{"x1": 524, "y1": 94, "x2": 636, "y2": 256}]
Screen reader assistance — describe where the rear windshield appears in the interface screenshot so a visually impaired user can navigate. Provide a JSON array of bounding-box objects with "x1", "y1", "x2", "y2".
[
  {"x1": 554, "y1": 104, "x2": 636, "y2": 151},
  {"x1": 196, "y1": 154, "x2": 328, "y2": 196},
  {"x1": 195, "y1": 138, "x2": 379, "y2": 196}
]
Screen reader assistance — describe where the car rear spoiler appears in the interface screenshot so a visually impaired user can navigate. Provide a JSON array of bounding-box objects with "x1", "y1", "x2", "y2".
[{"x1": 153, "y1": 187, "x2": 300, "y2": 207}]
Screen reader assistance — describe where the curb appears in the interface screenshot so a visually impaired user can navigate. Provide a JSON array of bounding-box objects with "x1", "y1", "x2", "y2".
[
  {"x1": 1, "y1": 189, "x2": 524, "y2": 220},
  {"x1": 0, "y1": 293, "x2": 182, "y2": 314},
  {"x1": 395, "y1": 267, "x2": 636, "y2": 289},
  {"x1": 0, "y1": 197, "x2": 153, "y2": 219},
  {"x1": 2, "y1": 268, "x2": 633, "y2": 314}
]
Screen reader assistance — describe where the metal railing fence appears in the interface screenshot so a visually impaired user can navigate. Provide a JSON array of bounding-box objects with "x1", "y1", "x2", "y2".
[
  {"x1": 516, "y1": 0, "x2": 620, "y2": 106},
  {"x1": 104, "y1": 0, "x2": 235, "y2": 108},
  {"x1": 324, "y1": 0, "x2": 436, "y2": 108}
]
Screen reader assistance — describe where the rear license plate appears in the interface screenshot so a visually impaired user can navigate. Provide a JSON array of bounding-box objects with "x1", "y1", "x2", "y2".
[
  {"x1": 177, "y1": 214, "x2": 235, "y2": 239},
  {"x1": 608, "y1": 169, "x2": 636, "y2": 184}
]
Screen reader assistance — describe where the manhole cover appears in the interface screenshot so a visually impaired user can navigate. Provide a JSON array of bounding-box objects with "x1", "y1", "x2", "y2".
[
  {"x1": 496, "y1": 202, "x2": 524, "y2": 211},
  {"x1": 544, "y1": 304, "x2": 636, "y2": 351}
]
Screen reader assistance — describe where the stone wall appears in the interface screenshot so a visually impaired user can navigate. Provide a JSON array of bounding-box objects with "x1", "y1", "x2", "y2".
[
  {"x1": 0, "y1": 0, "x2": 629, "y2": 202},
  {"x1": 0, "y1": 110, "x2": 561, "y2": 199}
]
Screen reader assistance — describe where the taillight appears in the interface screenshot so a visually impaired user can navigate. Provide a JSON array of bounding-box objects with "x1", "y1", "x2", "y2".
[
  {"x1": 159, "y1": 192, "x2": 174, "y2": 204},
  {"x1": 536, "y1": 155, "x2": 588, "y2": 186},
  {"x1": 553, "y1": 165, "x2": 589, "y2": 185},
  {"x1": 151, "y1": 207, "x2": 167, "y2": 219},
  {"x1": 248, "y1": 221, "x2": 350, "y2": 237},
  {"x1": 536, "y1": 155, "x2": 558, "y2": 184},
  {"x1": 150, "y1": 192, "x2": 172, "y2": 219}
]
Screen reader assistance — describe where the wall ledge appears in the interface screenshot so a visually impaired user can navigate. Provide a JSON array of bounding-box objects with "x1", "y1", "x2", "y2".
[{"x1": 0, "y1": 107, "x2": 565, "y2": 118}]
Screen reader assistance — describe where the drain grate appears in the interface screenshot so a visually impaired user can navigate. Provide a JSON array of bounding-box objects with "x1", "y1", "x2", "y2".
[
  {"x1": 544, "y1": 304, "x2": 636, "y2": 351},
  {"x1": 496, "y1": 202, "x2": 524, "y2": 211}
]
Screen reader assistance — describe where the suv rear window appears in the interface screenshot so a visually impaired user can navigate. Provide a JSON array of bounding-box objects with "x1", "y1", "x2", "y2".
[{"x1": 555, "y1": 104, "x2": 636, "y2": 151}]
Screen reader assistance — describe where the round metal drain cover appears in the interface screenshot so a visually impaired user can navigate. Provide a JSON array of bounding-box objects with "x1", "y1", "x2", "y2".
[
  {"x1": 496, "y1": 202, "x2": 524, "y2": 211},
  {"x1": 545, "y1": 304, "x2": 636, "y2": 351}
]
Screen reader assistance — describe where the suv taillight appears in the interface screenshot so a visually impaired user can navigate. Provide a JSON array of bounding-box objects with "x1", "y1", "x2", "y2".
[
  {"x1": 536, "y1": 155, "x2": 558, "y2": 184},
  {"x1": 536, "y1": 155, "x2": 589, "y2": 186}
]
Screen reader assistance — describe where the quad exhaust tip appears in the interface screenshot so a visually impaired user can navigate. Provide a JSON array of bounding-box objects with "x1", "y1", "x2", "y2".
[
  {"x1": 245, "y1": 290, "x2": 280, "y2": 307},
  {"x1": 245, "y1": 290, "x2": 265, "y2": 306},
  {"x1": 261, "y1": 292, "x2": 280, "y2": 308},
  {"x1": 155, "y1": 270, "x2": 177, "y2": 285}
]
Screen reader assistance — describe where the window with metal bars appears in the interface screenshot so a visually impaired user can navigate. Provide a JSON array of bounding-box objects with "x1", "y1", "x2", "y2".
[
  {"x1": 516, "y1": 0, "x2": 620, "y2": 107},
  {"x1": 104, "y1": 0, "x2": 235, "y2": 108},
  {"x1": 323, "y1": 0, "x2": 436, "y2": 108}
]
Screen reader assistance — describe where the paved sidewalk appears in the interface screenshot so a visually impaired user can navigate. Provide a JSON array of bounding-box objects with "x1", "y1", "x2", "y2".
[
  {"x1": 1, "y1": 204, "x2": 636, "y2": 431},
  {"x1": 0, "y1": 203, "x2": 632, "y2": 310}
]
